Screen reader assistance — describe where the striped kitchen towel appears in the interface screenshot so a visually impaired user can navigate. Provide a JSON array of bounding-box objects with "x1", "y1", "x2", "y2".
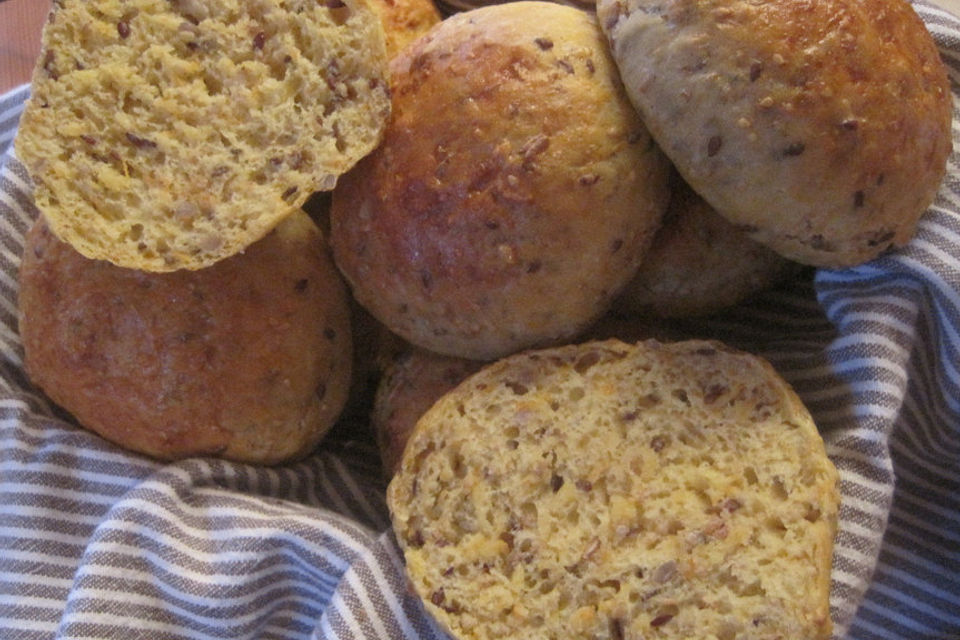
[{"x1": 1, "y1": 1, "x2": 958, "y2": 638}]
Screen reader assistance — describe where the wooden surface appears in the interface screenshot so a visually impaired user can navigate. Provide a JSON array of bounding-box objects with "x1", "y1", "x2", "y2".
[
  {"x1": 0, "y1": 0, "x2": 49, "y2": 93},
  {"x1": 937, "y1": 0, "x2": 960, "y2": 14},
  {"x1": 1, "y1": 0, "x2": 960, "y2": 94}
]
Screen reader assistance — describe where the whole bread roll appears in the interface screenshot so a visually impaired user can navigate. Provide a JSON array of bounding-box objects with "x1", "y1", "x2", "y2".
[
  {"x1": 388, "y1": 338, "x2": 839, "y2": 640},
  {"x1": 331, "y1": 1, "x2": 671, "y2": 361},
  {"x1": 615, "y1": 177, "x2": 800, "y2": 318},
  {"x1": 15, "y1": 0, "x2": 390, "y2": 272},
  {"x1": 597, "y1": 0, "x2": 952, "y2": 267},
  {"x1": 18, "y1": 212, "x2": 352, "y2": 465}
]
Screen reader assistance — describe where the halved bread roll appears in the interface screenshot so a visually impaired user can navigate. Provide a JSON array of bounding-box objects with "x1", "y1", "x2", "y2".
[
  {"x1": 388, "y1": 338, "x2": 839, "y2": 640},
  {"x1": 16, "y1": 0, "x2": 391, "y2": 271}
]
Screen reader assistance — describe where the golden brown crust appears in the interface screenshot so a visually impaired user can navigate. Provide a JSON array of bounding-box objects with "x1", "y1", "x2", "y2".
[
  {"x1": 18, "y1": 212, "x2": 353, "y2": 465},
  {"x1": 331, "y1": 1, "x2": 671, "y2": 360},
  {"x1": 615, "y1": 178, "x2": 801, "y2": 318},
  {"x1": 599, "y1": 0, "x2": 952, "y2": 267},
  {"x1": 372, "y1": 346, "x2": 483, "y2": 477},
  {"x1": 436, "y1": 0, "x2": 597, "y2": 14},
  {"x1": 367, "y1": 0, "x2": 441, "y2": 58}
]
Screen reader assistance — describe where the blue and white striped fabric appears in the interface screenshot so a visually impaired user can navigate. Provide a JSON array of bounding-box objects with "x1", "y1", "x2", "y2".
[{"x1": 1, "y1": 1, "x2": 959, "y2": 638}]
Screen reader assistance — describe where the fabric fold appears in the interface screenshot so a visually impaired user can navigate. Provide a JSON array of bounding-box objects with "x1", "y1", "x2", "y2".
[{"x1": 1, "y1": 2, "x2": 959, "y2": 638}]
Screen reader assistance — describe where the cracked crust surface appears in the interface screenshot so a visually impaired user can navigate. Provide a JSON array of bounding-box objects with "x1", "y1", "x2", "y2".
[
  {"x1": 388, "y1": 338, "x2": 839, "y2": 640},
  {"x1": 16, "y1": 0, "x2": 390, "y2": 271}
]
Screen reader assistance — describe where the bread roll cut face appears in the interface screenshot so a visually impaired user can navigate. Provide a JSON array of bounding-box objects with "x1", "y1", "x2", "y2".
[
  {"x1": 16, "y1": 0, "x2": 390, "y2": 271},
  {"x1": 388, "y1": 339, "x2": 839, "y2": 640}
]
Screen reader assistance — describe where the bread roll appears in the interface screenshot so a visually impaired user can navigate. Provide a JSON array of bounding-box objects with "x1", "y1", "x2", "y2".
[
  {"x1": 15, "y1": 0, "x2": 390, "y2": 271},
  {"x1": 373, "y1": 346, "x2": 482, "y2": 477},
  {"x1": 367, "y1": 0, "x2": 441, "y2": 58},
  {"x1": 597, "y1": 0, "x2": 952, "y2": 267},
  {"x1": 18, "y1": 212, "x2": 352, "y2": 465},
  {"x1": 331, "y1": 1, "x2": 671, "y2": 360},
  {"x1": 388, "y1": 338, "x2": 839, "y2": 640},
  {"x1": 616, "y1": 177, "x2": 800, "y2": 318},
  {"x1": 436, "y1": 0, "x2": 596, "y2": 14}
]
